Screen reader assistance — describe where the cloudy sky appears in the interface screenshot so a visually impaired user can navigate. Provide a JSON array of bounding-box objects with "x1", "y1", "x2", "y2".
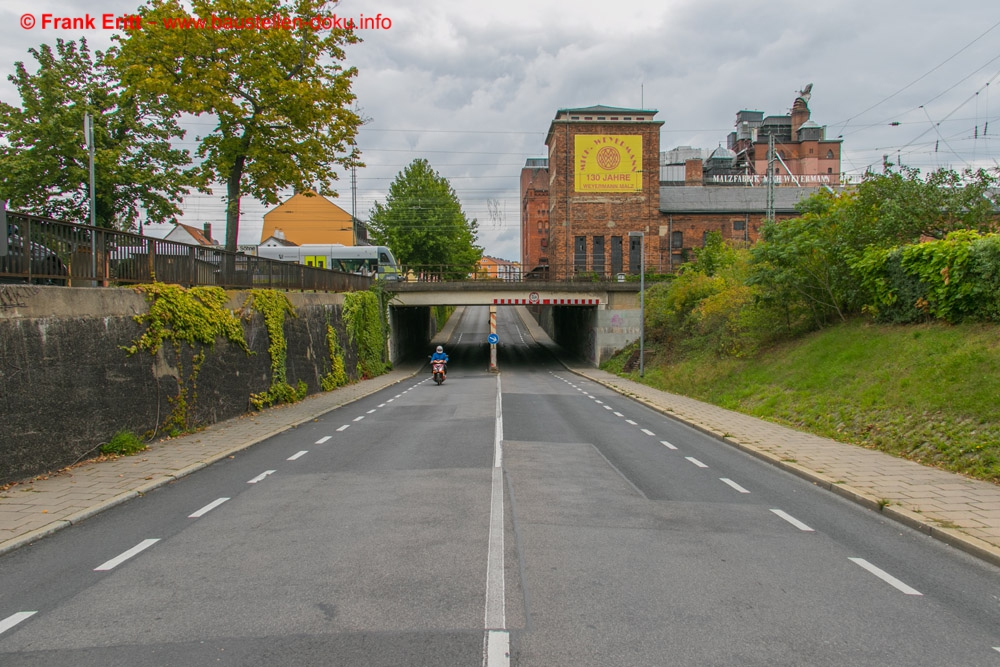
[{"x1": 2, "y1": 0, "x2": 999, "y2": 260}]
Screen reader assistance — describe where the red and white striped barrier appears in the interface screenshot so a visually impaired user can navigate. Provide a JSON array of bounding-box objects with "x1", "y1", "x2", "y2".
[{"x1": 493, "y1": 298, "x2": 600, "y2": 305}]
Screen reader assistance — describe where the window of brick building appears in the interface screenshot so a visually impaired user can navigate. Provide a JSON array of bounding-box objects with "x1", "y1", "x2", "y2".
[
  {"x1": 610, "y1": 236, "x2": 623, "y2": 275},
  {"x1": 826, "y1": 150, "x2": 834, "y2": 159},
  {"x1": 733, "y1": 220, "x2": 746, "y2": 231},
  {"x1": 592, "y1": 236, "x2": 605, "y2": 277},
  {"x1": 671, "y1": 230, "x2": 683, "y2": 249},
  {"x1": 574, "y1": 236, "x2": 587, "y2": 273}
]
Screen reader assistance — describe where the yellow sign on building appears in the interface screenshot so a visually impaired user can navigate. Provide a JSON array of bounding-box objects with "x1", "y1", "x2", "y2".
[{"x1": 574, "y1": 135, "x2": 643, "y2": 192}]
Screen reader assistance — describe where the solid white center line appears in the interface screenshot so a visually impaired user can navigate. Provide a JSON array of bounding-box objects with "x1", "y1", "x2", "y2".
[
  {"x1": 287, "y1": 451, "x2": 308, "y2": 461},
  {"x1": 315, "y1": 436, "x2": 331, "y2": 444},
  {"x1": 0, "y1": 612, "x2": 37, "y2": 635},
  {"x1": 353, "y1": 416, "x2": 365, "y2": 422},
  {"x1": 94, "y1": 538, "x2": 160, "y2": 571},
  {"x1": 487, "y1": 629, "x2": 510, "y2": 667},
  {"x1": 613, "y1": 411, "x2": 624, "y2": 417},
  {"x1": 625, "y1": 419, "x2": 638, "y2": 425},
  {"x1": 661, "y1": 440, "x2": 677, "y2": 450},
  {"x1": 337, "y1": 424, "x2": 350, "y2": 431},
  {"x1": 720, "y1": 478, "x2": 750, "y2": 494},
  {"x1": 247, "y1": 470, "x2": 276, "y2": 484},
  {"x1": 367, "y1": 409, "x2": 377, "y2": 414},
  {"x1": 485, "y1": 374, "x2": 506, "y2": 664},
  {"x1": 189, "y1": 497, "x2": 230, "y2": 518},
  {"x1": 685, "y1": 456, "x2": 708, "y2": 468},
  {"x1": 770, "y1": 509, "x2": 815, "y2": 532},
  {"x1": 641, "y1": 428, "x2": 656, "y2": 436},
  {"x1": 849, "y1": 558, "x2": 922, "y2": 596}
]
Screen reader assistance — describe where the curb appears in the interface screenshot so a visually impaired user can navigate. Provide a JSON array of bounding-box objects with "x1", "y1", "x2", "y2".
[{"x1": 565, "y1": 368, "x2": 1000, "y2": 571}]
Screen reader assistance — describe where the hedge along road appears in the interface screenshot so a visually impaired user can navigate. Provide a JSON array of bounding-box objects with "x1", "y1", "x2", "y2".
[{"x1": 0, "y1": 306, "x2": 999, "y2": 665}]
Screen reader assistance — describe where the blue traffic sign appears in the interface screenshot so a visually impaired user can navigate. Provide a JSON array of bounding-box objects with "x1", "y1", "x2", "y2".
[{"x1": 488, "y1": 333, "x2": 499, "y2": 345}]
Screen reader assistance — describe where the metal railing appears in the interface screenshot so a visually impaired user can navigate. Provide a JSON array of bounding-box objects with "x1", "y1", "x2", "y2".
[
  {"x1": 398, "y1": 264, "x2": 656, "y2": 283},
  {"x1": 0, "y1": 212, "x2": 372, "y2": 292}
]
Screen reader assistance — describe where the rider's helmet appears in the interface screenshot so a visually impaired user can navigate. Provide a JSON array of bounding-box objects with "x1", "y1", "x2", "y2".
[{"x1": 436, "y1": 346, "x2": 444, "y2": 353}]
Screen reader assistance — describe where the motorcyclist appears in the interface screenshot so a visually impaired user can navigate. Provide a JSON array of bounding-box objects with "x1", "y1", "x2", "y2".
[{"x1": 430, "y1": 345, "x2": 449, "y2": 374}]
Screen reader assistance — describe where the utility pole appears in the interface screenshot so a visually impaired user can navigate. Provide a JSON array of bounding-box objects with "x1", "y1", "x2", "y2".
[
  {"x1": 766, "y1": 133, "x2": 775, "y2": 223},
  {"x1": 84, "y1": 112, "x2": 97, "y2": 281},
  {"x1": 84, "y1": 113, "x2": 96, "y2": 227}
]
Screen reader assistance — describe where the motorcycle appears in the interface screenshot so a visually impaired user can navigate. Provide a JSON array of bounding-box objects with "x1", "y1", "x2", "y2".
[{"x1": 431, "y1": 358, "x2": 447, "y2": 385}]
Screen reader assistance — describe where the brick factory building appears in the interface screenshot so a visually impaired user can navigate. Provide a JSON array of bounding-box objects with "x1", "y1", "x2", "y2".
[
  {"x1": 543, "y1": 105, "x2": 664, "y2": 280},
  {"x1": 520, "y1": 158, "x2": 550, "y2": 277},
  {"x1": 521, "y1": 87, "x2": 842, "y2": 276}
]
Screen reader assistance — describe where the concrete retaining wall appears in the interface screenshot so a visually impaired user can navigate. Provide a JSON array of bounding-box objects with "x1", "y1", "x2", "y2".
[
  {"x1": 530, "y1": 304, "x2": 640, "y2": 366},
  {"x1": 0, "y1": 284, "x2": 401, "y2": 485}
]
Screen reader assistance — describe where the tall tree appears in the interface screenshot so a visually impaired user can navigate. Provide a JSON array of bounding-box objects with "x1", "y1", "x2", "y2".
[
  {"x1": 113, "y1": 0, "x2": 363, "y2": 252},
  {"x1": 0, "y1": 38, "x2": 191, "y2": 229},
  {"x1": 367, "y1": 159, "x2": 483, "y2": 280}
]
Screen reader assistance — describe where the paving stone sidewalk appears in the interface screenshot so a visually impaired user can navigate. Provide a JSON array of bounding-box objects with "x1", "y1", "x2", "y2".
[{"x1": 511, "y1": 306, "x2": 1000, "y2": 569}]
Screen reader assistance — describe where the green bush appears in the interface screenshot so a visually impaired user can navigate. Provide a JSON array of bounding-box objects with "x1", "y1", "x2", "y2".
[{"x1": 101, "y1": 430, "x2": 146, "y2": 456}]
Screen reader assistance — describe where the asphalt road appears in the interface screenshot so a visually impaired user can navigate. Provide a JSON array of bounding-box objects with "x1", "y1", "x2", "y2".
[{"x1": 1, "y1": 306, "x2": 999, "y2": 666}]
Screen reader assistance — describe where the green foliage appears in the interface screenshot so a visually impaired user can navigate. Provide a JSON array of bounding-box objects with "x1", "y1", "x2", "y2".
[
  {"x1": 113, "y1": 0, "x2": 362, "y2": 250},
  {"x1": 101, "y1": 430, "x2": 147, "y2": 456},
  {"x1": 243, "y1": 289, "x2": 307, "y2": 410},
  {"x1": 691, "y1": 231, "x2": 739, "y2": 276},
  {"x1": 125, "y1": 283, "x2": 249, "y2": 433},
  {"x1": 851, "y1": 165, "x2": 1000, "y2": 244},
  {"x1": 0, "y1": 38, "x2": 191, "y2": 228},
  {"x1": 432, "y1": 305, "x2": 455, "y2": 332},
  {"x1": 367, "y1": 158, "x2": 483, "y2": 279},
  {"x1": 320, "y1": 323, "x2": 348, "y2": 391},
  {"x1": 750, "y1": 191, "x2": 856, "y2": 327},
  {"x1": 343, "y1": 288, "x2": 390, "y2": 379},
  {"x1": 855, "y1": 232, "x2": 1000, "y2": 323}
]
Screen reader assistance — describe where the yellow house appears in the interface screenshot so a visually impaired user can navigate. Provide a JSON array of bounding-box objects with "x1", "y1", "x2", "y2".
[{"x1": 260, "y1": 190, "x2": 364, "y2": 246}]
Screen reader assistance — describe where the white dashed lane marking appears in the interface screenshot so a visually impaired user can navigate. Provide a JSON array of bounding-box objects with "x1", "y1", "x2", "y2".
[
  {"x1": 189, "y1": 498, "x2": 230, "y2": 518},
  {"x1": 353, "y1": 416, "x2": 365, "y2": 422},
  {"x1": 315, "y1": 436, "x2": 331, "y2": 444},
  {"x1": 720, "y1": 478, "x2": 750, "y2": 494},
  {"x1": 849, "y1": 558, "x2": 922, "y2": 596},
  {"x1": 661, "y1": 440, "x2": 677, "y2": 450},
  {"x1": 0, "y1": 612, "x2": 37, "y2": 636},
  {"x1": 337, "y1": 425, "x2": 350, "y2": 432},
  {"x1": 94, "y1": 539, "x2": 160, "y2": 571},
  {"x1": 247, "y1": 470, "x2": 276, "y2": 484},
  {"x1": 685, "y1": 457, "x2": 708, "y2": 468},
  {"x1": 625, "y1": 419, "x2": 638, "y2": 425},
  {"x1": 613, "y1": 412, "x2": 624, "y2": 417},
  {"x1": 287, "y1": 451, "x2": 308, "y2": 461},
  {"x1": 770, "y1": 509, "x2": 814, "y2": 532}
]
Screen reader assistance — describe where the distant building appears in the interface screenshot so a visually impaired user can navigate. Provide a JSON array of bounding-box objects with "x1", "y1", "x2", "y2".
[
  {"x1": 520, "y1": 157, "x2": 550, "y2": 276},
  {"x1": 478, "y1": 255, "x2": 520, "y2": 281},
  {"x1": 164, "y1": 222, "x2": 217, "y2": 247},
  {"x1": 260, "y1": 190, "x2": 366, "y2": 247}
]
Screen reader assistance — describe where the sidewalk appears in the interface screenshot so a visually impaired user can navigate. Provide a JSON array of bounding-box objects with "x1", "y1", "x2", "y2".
[
  {"x1": 4, "y1": 307, "x2": 1000, "y2": 570},
  {"x1": 511, "y1": 306, "x2": 1000, "y2": 569}
]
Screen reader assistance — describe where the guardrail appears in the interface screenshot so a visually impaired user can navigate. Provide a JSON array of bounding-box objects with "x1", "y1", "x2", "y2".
[
  {"x1": 0, "y1": 212, "x2": 371, "y2": 292},
  {"x1": 398, "y1": 264, "x2": 653, "y2": 283}
]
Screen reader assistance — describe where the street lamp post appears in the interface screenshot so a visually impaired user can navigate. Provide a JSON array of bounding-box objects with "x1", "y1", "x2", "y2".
[{"x1": 628, "y1": 231, "x2": 644, "y2": 378}]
